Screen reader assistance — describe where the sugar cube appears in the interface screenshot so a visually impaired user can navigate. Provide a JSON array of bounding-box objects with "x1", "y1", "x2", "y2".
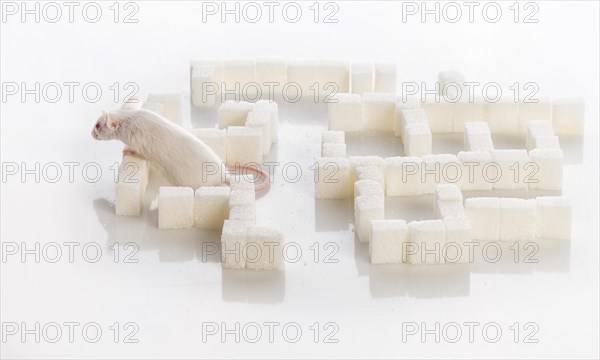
[
  {"x1": 421, "y1": 100, "x2": 454, "y2": 133},
  {"x1": 246, "y1": 111, "x2": 272, "y2": 154},
  {"x1": 354, "y1": 180, "x2": 384, "y2": 197},
  {"x1": 158, "y1": 186, "x2": 194, "y2": 229},
  {"x1": 147, "y1": 93, "x2": 183, "y2": 125},
  {"x1": 434, "y1": 184, "x2": 463, "y2": 203},
  {"x1": 552, "y1": 97, "x2": 585, "y2": 135},
  {"x1": 142, "y1": 101, "x2": 165, "y2": 116},
  {"x1": 229, "y1": 189, "x2": 255, "y2": 207},
  {"x1": 287, "y1": 60, "x2": 320, "y2": 97},
  {"x1": 434, "y1": 200, "x2": 465, "y2": 219},
  {"x1": 351, "y1": 62, "x2": 373, "y2": 95},
  {"x1": 356, "y1": 166, "x2": 385, "y2": 190},
  {"x1": 255, "y1": 57, "x2": 287, "y2": 89},
  {"x1": 226, "y1": 126, "x2": 262, "y2": 165},
  {"x1": 464, "y1": 121, "x2": 491, "y2": 136},
  {"x1": 457, "y1": 151, "x2": 493, "y2": 191},
  {"x1": 190, "y1": 128, "x2": 227, "y2": 161},
  {"x1": 115, "y1": 155, "x2": 149, "y2": 216},
  {"x1": 491, "y1": 149, "x2": 530, "y2": 190},
  {"x1": 314, "y1": 157, "x2": 351, "y2": 199},
  {"x1": 229, "y1": 205, "x2": 256, "y2": 223},
  {"x1": 404, "y1": 123, "x2": 432, "y2": 157},
  {"x1": 322, "y1": 143, "x2": 347, "y2": 158},
  {"x1": 222, "y1": 58, "x2": 256, "y2": 96},
  {"x1": 396, "y1": 108, "x2": 427, "y2": 139},
  {"x1": 321, "y1": 130, "x2": 345, "y2": 144},
  {"x1": 526, "y1": 120, "x2": 554, "y2": 151},
  {"x1": 348, "y1": 156, "x2": 386, "y2": 184},
  {"x1": 421, "y1": 154, "x2": 460, "y2": 194},
  {"x1": 443, "y1": 216, "x2": 472, "y2": 263},
  {"x1": 485, "y1": 100, "x2": 519, "y2": 134},
  {"x1": 362, "y1": 93, "x2": 396, "y2": 131},
  {"x1": 254, "y1": 100, "x2": 279, "y2": 143},
  {"x1": 191, "y1": 64, "x2": 217, "y2": 107},
  {"x1": 373, "y1": 62, "x2": 397, "y2": 93},
  {"x1": 535, "y1": 196, "x2": 572, "y2": 239},
  {"x1": 328, "y1": 93, "x2": 362, "y2": 132},
  {"x1": 194, "y1": 186, "x2": 230, "y2": 229},
  {"x1": 528, "y1": 148, "x2": 564, "y2": 190},
  {"x1": 385, "y1": 156, "x2": 422, "y2": 196},
  {"x1": 319, "y1": 59, "x2": 350, "y2": 95},
  {"x1": 465, "y1": 134, "x2": 495, "y2": 152},
  {"x1": 518, "y1": 97, "x2": 552, "y2": 133},
  {"x1": 453, "y1": 99, "x2": 485, "y2": 133},
  {"x1": 354, "y1": 195, "x2": 385, "y2": 243},
  {"x1": 437, "y1": 71, "x2": 465, "y2": 99},
  {"x1": 218, "y1": 101, "x2": 255, "y2": 129},
  {"x1": 245, "y1": 226, "x2": 284, "y2": 271},
  {"x1": 369, "y1": 220, "x2": 408, "y2": 264},
  {"x1": 533, "y1": 135, "x2": 560, "y2": 149},
  {"x1": 499, "y1": 198, "x2": 536, "y2": 241},
  {"x1": 464, "y1": 197, "x2": 500, "y2": 241},
  {"x1": 407, "y1": 220, "x2": 445, "y2": 264},
  {"x1": 221, "y1": 219, "x2": 252, "y2": 269},
  {"x1": 229, "y1": 174, "x2": 255, "y2": 191}
]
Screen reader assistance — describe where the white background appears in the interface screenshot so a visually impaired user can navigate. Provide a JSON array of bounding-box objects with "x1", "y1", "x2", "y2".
[{"x1": 1, "y1": 1, "x2": 599, "y2": 358}]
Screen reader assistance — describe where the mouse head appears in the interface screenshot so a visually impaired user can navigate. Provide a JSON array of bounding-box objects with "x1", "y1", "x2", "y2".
[{"x1": 91, "y1": 111, "x2": 120, "y2": 140}]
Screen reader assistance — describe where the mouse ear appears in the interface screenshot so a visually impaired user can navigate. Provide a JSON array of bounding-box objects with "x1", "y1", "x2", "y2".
[{"x1": 106, "y1": 112, "x2": 120, "y2": 129}]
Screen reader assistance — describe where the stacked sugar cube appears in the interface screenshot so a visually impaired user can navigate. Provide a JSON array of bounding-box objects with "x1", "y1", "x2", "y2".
[
  {"x1": 143, "y1": 93, "x2": 184, "y2": 125},
  {"x1": 115, "y1": 154, "x2": 150, "y2": 216},
  {"x1": 314, "y1": 131, "x2": 351, "y2": 199}
]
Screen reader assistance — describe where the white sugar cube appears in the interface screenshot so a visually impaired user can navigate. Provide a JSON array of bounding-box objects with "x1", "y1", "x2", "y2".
[
  {"x1": 464, "y1": 121, "x2": 491, "y2": 136},
  {"x1": 226, "y1": 126, "x2": 262, "y2": 165},
  {"x1": 443, "y1": 216, "x2": 472, "y2": 263},
  {"x1": 348, "y1": 156, "x2": 386, "y2": 184},
  {"x1": 190, "y1": 59, "x2": 223, "y2": 81},
  {"x1": 321, "y1": 130, "x2": 345, "y2": 144},
  {"x1": 245, "y1": 226, "x2": 284, "y2": 271},
  {"x1": 246, "y1": 111, "x2": 272, "y2": 154},
  {"x1": 356, "y1": 166, "x2": 385, "y2": 190},
  {"x1": 229, "y1": 189, "x2": 255, "y2": 208},
  {"x1": 535, "y1": 197, "x2": 572, "y2": 239},
  {"x1": 314, "y1": 157, "x2": 351, "y2": 199},
  {"x1": 518, "y1": 97, "x2": 552, "y2": 133},
  {"x1": 422, "y1": 100, "x2": 454, "y2": 133},
  {"x1": 287, "y1": 59, "x2": 319, "y2": 96},
  {"x1": 373, "y1": 62, "x2": 397, "y2": 93},
  {"x1": 396, "y1": 108, "x2": 427, "y2": 139},
  {"x1": 142, "y1": 101, "x2": 165, "y2": 116},
  {"x1": 421, "y1": 154, "x2": 459, "y2": 194},
  {"x1": 229, "y1": 174, "x2": 255, "y2": 191},
  {"x1": 190, "y1": 128, "x2": 227, "y2": 161},
  {"x1": 434, "y1": 184, "x2": 463, "y2": 203},
  {"x1": 385, "y1": 156, "x2": 422, "y2": 196},
  {"x1": 407, "y1": 220, "x2": 445, "y2": 264},
  {"x1": 354, "y1": 180, "x2": 384, "y2": 197},
  {"x1": 218, "y1": 101, "x2": 255, "y2": 129},
  {"x1": 369, "y1": 220, "x2": 408, "y2": 264},
  {"x1": 147, "y1": 93, "x2": 183, "y2": 125},
  {"x1": 222, "y1": 58, "x2": 256, "y2": 95},
  {"x1": 354, "y1": 195, "x2": 385, "y2": 243},
  {"x1": 158, "y1": 186, "x2": 194, "y2": 229},
  {"x1": 229, "y1": 205, "x2": 256, "y2": 223},
  {"x1": 254, "y1": 100, "x2": 279, "y2": 143},
  {"x1": 221, "y1": 219, "x2": 252, "y2": 269},
  {"x1": 464, "y1": 197, "x2": 500, "y2": 241},
  {"x1": 362, "y1": 93, "x2": 396, "y2": 131},
  {"x1": 322, "y1": 143, "x2": 347, "y2": 158},
  {"x1": 255, "y1": 57, "x2": 287, "y2": 88},
  {"x1": 533, "y1": 135, "x2": 560, "y2": 149},
  {"x1": 319, "y1": 59, "x2": 350, "y2": 95},
  {"x1": 552, "y1": 97, "x2": 585, "y2": 135},
  {"x1": 453, "y1": 99, "x2": 485, "y2": 133},
  {"x1": 437, "y1": 71, "x2": 465, "y2": 99},
  {"x1": 404, "y1": 123, "x2": 432, "y2": 157},
  {"x1": 434, "y1": 200, "x2": 465, "y2": 219},
  {"x1": 194, "y1": 186, "x2": 230, "y2": 229},
  {"x1": 499, "y1": 198, "x2": 536, "y2": 241},
  {"x1": 115, "y1": 155, "x2": 149, "y2": 216},
  {"x1": 328, "y1": 93, "x2": 362, "y2": 132},
  {"x1": 351, "y1": 62, "x2": 373, "y2": 95},
  {"x1": 465, "y1": 134, "x2": 495, "y2": 152},
  {"x1": 528, "y1": 148, "x2": 564, "y2": 190},
  {"x1": 526, "y1": 120, "x2": 554, "y2": 151},
  {"x1": 457, "y1": 151, "x2": 493, "y2": 191},
  {"x1": 491, "y1": 149, "x2": 530, "y2": 190},
  {"x1": 191, "y1": 64, "x2": 217, "y2": 107},
  {"x1": 485, "y1": 100, "x2": 519, "y2": 134}
]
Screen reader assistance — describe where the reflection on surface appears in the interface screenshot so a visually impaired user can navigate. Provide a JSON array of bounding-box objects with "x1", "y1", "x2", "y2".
[{"x1": 221, "y1": 269, "x2": 286, "y2": 304}]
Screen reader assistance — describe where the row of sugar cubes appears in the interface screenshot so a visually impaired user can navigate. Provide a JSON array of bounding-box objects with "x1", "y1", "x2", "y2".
[
  {"x1": 158, "y1": 176, "x2": 283, "y2": 271},
  {"x1": 329, "y1": 92, "x2": 584, "y2": 136},
  {"x1": 191, "y1": 58, "x2": 397, "y2": 106}
]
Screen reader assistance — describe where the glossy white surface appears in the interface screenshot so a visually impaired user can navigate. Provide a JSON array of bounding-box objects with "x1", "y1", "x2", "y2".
[{"x1": 1, "y1": 2, "x2": 598, "y2": 358}]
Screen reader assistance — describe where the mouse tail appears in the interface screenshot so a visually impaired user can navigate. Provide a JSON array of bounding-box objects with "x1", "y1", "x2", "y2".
[{"x1": 225, "y1": 164, "x2": 270, "y2": 193}]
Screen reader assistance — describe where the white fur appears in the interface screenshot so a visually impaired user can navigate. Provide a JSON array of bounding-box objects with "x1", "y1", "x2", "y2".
[{"x1": 93, "y1": 109, "x2": 225, "y2": 189}]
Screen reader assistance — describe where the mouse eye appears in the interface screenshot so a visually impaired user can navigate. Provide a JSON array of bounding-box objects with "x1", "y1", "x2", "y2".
[{"x1": 95, "y1": 123, "x2": 100, "y2": 130}]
